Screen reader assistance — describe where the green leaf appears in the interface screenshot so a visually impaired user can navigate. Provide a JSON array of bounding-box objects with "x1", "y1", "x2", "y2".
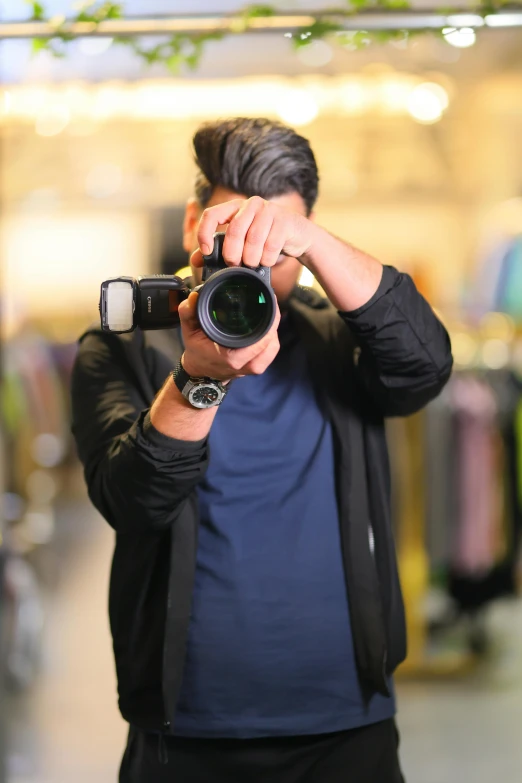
[
  {"x1": 196, "y1": 31, "x2": 225, "y2": 45},
  {"x1": 31, "y1": 37, "x2": 49, "y2": 54},
  {"x1": 379, "y1": 0, "x2": 411, "y2": 9},
  {"x1": 166, "y1": 35, "x2": 183, "y2": 55},
  {"x1": 347, "y1": 30, "x2": 373, "y2": 47},
  {"x1": 29, "y1": 1, "x2": 45, "y2": 21},
  {"x1": 93, "y1": 2, "x2": 122, "y2": 22},
  {"x1": 105, "y1": 3, "x2": 123, "y2": 19},
  {"x1": 31, "y1": 36, "x2": 67, "y2": 59},
  {"x1": 185, "y1": 53, "x2": 201, "y2": 70},
  {"x1": 74, "y1": 2, "x2": 123, "y2": 24},
  {"x1": 347, "y1": 0, "x2": 371, "y2": 9},
  {"x1": 241, "y1": 4, "x2": 276, "y2": 19},
  {"x1": 166, "y1": 53, "x2": 183, "y2": 71},
  {"x1": 293, "y1": 18, "x2": 343, "y2": 47},
  {"x1": 142, "y1": 46, "x2": 163, "y2": 64}
]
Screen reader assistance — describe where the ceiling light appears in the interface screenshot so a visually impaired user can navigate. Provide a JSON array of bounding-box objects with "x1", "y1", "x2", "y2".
[
  {"x1": 445, "y1": 14, "x2": 484, "y2": 27},
  {"x1": 442, "y1": 27, "x2": 476, "y2": 47},
  {"x1": 485, "y1": 12, "x2": 522, "y2": 26}
]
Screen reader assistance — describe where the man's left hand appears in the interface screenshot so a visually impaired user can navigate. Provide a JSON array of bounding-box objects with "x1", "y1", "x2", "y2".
[{"x1": 191, "y1": 196, "x2": 317, "y2": 269}]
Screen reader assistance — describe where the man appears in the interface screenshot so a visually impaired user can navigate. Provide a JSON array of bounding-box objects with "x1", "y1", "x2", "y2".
[{"x1": 72, "y1": 117, "x2": 453, "y2": 783}]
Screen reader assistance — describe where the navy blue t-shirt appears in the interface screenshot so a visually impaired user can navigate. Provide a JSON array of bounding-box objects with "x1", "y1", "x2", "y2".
[{"x1": 174, "y1": 314, "x2": 395, "y2": 738}]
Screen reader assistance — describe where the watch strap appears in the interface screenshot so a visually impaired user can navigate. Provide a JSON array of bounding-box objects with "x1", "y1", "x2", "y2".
[
  {"x1": 172, "y1": 358, "x2": 196, "y2": 395},
  {"x1": 171, "y1": 358, "x2": 228, "y2": 406}
]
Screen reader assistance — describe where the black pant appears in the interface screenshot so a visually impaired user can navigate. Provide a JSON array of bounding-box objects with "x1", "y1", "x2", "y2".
[{"x1": 119, "y1": 719, "x2": 405, "y2": 783}]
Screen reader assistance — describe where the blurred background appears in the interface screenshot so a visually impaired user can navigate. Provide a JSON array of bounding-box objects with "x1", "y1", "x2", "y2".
[{"x1": 1, "y1": 1, "x2": 522, "y2": 781}]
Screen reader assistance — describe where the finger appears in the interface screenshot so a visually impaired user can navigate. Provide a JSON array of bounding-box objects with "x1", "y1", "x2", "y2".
[
  {"x1": 260, "y1": 217, "x2": 289, "y2": 268},
  {"x1": 178, "y1": 291, "x2": 200, "y2": 334},
  {"x1": 245, "y1": 333, "x2": 281, "y2": 375},
  {"x1": 197, "y1": 199, "x2": 246, "y2": 256},
  {"x1": 242, "y1": 207, "x2": 274, "y2": 268},
  {"x1": 222, "y1": 196, "x2": 266, "y2": 266},
  {"x1": 190, "y1": 248, "x2": 204, "y2": 269},
  {"x1": 271, "y1": 302, "x2": 282, "y2": 331},
  {"x1": 225, "y1": 306, "x2": 281, "y2": 369},
  {"x1": 243, "y1": 303, "x2": 281, "y2": 358}
]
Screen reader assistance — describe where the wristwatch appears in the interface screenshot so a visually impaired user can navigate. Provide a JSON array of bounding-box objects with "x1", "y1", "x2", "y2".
[{"x1": 172, "y1": 358, "x2": 229, "y2": 409}]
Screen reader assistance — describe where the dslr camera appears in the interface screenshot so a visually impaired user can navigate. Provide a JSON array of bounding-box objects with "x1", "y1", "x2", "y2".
[{"x1": 99, "y1": 232, "x2": 277, "y2": 349}]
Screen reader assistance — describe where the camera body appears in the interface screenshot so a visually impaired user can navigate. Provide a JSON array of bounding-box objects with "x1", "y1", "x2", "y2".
[{"x1": 100, "y1": 232, "x2": 277, "y2": 349}]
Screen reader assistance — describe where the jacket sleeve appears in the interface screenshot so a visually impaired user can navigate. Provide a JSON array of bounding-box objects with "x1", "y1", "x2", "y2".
[
  {"x1": 71, "y1": 332, "x2": 209, "y2": 534},
  {"x1": 339, "y1": 265, "x2": 453, "y2": 417}
]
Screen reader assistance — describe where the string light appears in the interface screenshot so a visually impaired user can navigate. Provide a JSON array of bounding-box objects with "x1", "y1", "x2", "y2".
[
  {"x1": 276, "y1": 89, "x2": 319, "y2": 126},
  {"x1": 407, "y1": 83, "x2": 448, "y2": 124},
  {"x1": 35, "y1": 105, "x2": 71, "y2": 136},
  {"x1": 3, "y1": 76, "x2": 454, "y2": 126}
]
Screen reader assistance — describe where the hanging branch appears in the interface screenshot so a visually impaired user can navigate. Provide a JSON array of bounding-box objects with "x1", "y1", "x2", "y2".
[{"x1": 22, "y1": 0, "x2": 522, "y2": 70}]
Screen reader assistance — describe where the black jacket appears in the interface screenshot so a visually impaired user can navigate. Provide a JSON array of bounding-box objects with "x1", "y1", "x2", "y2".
[{"x1": 71, "y1": 265, "x2": 453, "y2": 734}]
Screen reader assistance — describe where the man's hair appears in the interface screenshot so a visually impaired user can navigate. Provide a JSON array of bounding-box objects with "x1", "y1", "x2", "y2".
[{"x1": 192, "y1": 117, "x2": 319, "y2": 215}]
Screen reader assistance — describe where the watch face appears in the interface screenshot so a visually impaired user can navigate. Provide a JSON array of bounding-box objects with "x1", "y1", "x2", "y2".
[{"x1": 188, "y1": 383, "x2": 223, "y2": 409}]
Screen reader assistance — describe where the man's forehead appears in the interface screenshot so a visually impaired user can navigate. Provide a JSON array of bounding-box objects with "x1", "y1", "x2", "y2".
[{"x1": 206, "y1": 186, "x2": 307, "y2": 215}]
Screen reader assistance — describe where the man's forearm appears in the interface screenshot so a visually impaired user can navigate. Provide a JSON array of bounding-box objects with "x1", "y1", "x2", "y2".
[
  {"x1": 301, "y1": 226, "x2": 383, "y2": 313},
  {"x1": 150, "y1": 376, "x2": 218, "y2": 442}
]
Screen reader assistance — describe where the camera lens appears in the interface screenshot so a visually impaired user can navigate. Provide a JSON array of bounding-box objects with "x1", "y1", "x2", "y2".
[
  {"x1": 197, "y1": 267, "x2": 276, "y2": 349},
  {"x1": 209, "y1": 278, "x2": 267, "y2": 337}
]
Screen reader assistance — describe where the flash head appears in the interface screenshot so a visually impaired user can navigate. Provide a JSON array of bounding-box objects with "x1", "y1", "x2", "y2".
[{"x1": 100, "y1": 277, "x2": 136, "y2": 333}]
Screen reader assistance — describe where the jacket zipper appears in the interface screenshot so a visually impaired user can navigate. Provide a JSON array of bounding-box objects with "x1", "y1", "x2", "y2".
[
  {"x1": 158, "y1": 571, "x2": 172, "y2": 765},
  {"x1": 364, "y1": 501, "x2": 390, "y2": 692},
  {"x1": 157, "y1": 724, "x2": 170, "y2": 765},
  {"x1": 368, "y1": 522, "x2": 376, "y2": 559},
  {"x1": 368, "y1": 521, "x2": 390, "y2": 696}
]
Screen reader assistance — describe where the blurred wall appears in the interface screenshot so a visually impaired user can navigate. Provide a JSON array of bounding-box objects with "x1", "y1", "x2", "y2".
[{"x1": 2, "y1": 71, "x2": 522, "y2": 337}]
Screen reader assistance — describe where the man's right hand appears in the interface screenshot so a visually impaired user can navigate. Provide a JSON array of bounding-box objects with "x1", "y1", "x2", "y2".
[{"x1": 178, "y1": 291, "x2": 281, "y2": 382}]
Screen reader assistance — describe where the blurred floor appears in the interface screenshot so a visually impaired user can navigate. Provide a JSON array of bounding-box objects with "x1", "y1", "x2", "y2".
[
  {"x1": 6, "y1": 500, "x2": 522, "y2": 783},
  {"x1": 397, "y1": 597, "x2": 522, "y2": 783},
  {"x1": 7, "y1": 503, "x2": 127, "y2": 783}
]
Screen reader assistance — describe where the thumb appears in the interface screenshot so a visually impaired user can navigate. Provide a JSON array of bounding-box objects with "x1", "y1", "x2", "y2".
[{"x1": 178, "y1": 291, "x2": 200, "y2": 334}]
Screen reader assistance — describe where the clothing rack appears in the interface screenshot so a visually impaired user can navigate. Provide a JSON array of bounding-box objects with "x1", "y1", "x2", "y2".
[{"x1": 390, "y1": 333, "x2": 522, "y2": 677}]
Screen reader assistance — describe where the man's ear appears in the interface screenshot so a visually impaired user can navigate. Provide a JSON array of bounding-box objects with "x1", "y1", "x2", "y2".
[{"x1": 182, "y1": 197, "x2": 201, "y2": 253}]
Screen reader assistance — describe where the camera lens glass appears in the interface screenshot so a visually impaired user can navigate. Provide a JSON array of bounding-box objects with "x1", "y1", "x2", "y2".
[{"x1": 209, "y1": 275, "x2": 269, "y2": 337}]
